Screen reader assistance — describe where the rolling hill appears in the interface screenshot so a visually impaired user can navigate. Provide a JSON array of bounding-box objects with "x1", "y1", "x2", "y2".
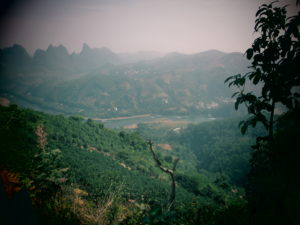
[{"x1": 0, "y1": 44, "x2": 249, "y2": 118}]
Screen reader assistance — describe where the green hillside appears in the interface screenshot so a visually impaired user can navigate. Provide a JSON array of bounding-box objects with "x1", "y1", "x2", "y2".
[{"x1": 1, "y1": 104, "x2": 249, "y2": 225}]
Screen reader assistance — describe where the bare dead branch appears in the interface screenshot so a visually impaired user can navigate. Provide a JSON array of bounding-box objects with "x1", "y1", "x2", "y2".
[{"x1": 147, "y1": 139, "x2": 179, "y2": 209}]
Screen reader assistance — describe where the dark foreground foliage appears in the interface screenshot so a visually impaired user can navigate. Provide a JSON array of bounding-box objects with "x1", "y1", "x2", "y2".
[{"x1": 226, "y1": 1, "x2": 300, "y2": 224}]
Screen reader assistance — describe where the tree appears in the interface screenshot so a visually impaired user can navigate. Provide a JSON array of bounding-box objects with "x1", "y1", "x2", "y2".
[
  {"x1": 29, "y1": 124, "x2": 68, "y2": 200},
  {"x1": 225, "y1": 0, "x2": 300, "y2": 140},
  {"x1": 147, "y1": 140, "x2": 179, "y2": 210},
  {"x1": 225, "y1": 1, "x2": 300, "y2": 225}
]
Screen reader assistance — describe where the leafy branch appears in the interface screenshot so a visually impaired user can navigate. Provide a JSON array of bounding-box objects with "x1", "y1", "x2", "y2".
[{"x1": 225, "y1": 1, "x2": 300, "y2": 140}]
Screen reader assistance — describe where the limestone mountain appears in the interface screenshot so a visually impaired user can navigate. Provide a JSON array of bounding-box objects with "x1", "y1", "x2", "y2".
[{"x1": 0, "y1": 44, "x2": 249, "y2": 117}]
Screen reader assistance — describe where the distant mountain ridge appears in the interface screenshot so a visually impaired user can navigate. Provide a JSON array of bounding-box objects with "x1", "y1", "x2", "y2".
[
  {"x1": 0, "y1": 43, "x2": 121, "y2": 73},
  {"x1": 0, "y1": 43, "x2": 165, "y2": 71},
  {"x1": 0, "y1": 44, "x2": 249, "y2": 118}
]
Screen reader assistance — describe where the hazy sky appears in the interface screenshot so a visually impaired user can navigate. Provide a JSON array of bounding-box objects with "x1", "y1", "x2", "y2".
[{"x1": 0, "y1": 0, "x2": 298, "y2": 54}]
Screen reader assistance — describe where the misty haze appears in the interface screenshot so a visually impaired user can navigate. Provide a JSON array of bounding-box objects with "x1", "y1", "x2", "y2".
[{"x1": 0, "y1": 1, "x2": 299, "y2": 225}]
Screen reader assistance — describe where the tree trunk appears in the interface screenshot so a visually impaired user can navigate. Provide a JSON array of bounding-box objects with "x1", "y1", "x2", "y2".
[
  {"x1": 269, "y1": 100, "x2": 275, "y2": 142},
  {"x1": 147, "y1": 140, "x2": 179, "y2": 210}
]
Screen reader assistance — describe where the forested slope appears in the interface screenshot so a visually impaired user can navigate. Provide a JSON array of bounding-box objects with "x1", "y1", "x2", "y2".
[{"x1": 1, "y1": 104, "x2": 250, "y2": 225}]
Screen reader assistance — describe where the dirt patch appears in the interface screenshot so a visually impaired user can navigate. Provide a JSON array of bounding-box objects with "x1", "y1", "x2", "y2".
[
  {"x1": 123, "y1": 124, "x2": 138, "y2": 129},
  {"x1": 145, "y1": 119, "x2": 188, "y2": 126},
  {"x1": 0, "y1": 98, "x2": 10, "y2": 107},
  {"x1": 87, "y1": 146, "x2": 112, "y2": 157},
  {"x1": 118, "y1": 162, "x2": 132, "y2": 170},
  {"x1": 92, "y1": 114, "x2": 151, "y2": 121},
  {"x1": 157, "y1": 144, "x2": 172, "y2": 151}
]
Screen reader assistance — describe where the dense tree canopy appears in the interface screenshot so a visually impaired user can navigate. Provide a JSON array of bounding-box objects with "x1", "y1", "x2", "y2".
[
  {"x1": 225, "y1": 1, "x2": 300, "y2": 138},
  {"x1": 226, "y1": 1, "x2": 300, "y2": 225}
]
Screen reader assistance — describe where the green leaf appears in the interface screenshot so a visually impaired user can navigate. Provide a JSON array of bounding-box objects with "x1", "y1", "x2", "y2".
[
  {"x1": 239, "y1": 77, "x2": 246, "y2": 86},
  {"x1": 241, "y1": 123, "x2": 248, "y2": 135},
  {"x1": 238, "y1": 120, "x2": 245, "y2": 128},
  {"x1": 256, "y1": 7, "x2": 267, "y2": 17},
  {"x1": 254, "y1": 54, "x2": 263, "y2": 62},
  {"x1": 246, "y1": 48, "x2": 254, "y2": 59},
  {"x1": 235, "y1": 97, "x2": 242, "y2": 110},
  {"x1": 253, "y1": 74, "x2": 261, "y2": 84},
  {"x1": 228, "y1": 81, "x2": 235, "y2": 87},
  {"x1": 244, "y1": 93, "x2": 257, "y2": 103},
  {"x1": 224, "y1": 76, "x2": 233, "y2": 83},
  {"x1": 231, "y1": 92, "x2": 240, "y2": 98}
]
